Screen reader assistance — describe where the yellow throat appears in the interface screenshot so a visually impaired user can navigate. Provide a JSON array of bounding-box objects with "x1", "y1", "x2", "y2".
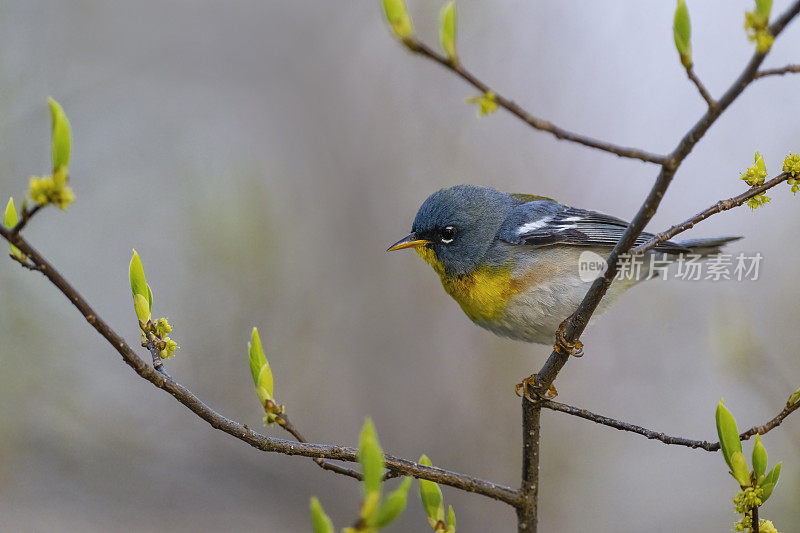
[{"x1": 415, "y1": 246, "x2": 515, "y2": 323}]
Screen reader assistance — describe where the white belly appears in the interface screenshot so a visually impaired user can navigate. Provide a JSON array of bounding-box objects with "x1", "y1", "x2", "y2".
[{"x1": 474, "y1": 247, "x2": 643, "y2": 344}]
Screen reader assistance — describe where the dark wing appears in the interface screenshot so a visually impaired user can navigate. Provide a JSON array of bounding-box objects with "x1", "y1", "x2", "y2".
[{"x1": 499, "y1": 202, "x2": 689, "y2": 254}]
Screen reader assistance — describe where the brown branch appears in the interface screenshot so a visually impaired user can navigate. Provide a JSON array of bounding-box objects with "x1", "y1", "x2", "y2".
[
  {"x1": 755, "y1": 64, "x2": 800, "y2": 78},
  {"x1": 539, "y1": 396, "x2": 800, "y2": 452},
  {"x1": 0, "y1": 225, "x2": 521, "y2": 507},
  {"x1": 736, "y1": 397, "x2": 800, "y2": 444},
  {"x1": 540, "y1": 399, "x2": 717, "y2": 449},
  {"x1": 401, "y1": 39, "x2": 668, "y2": 165},
  {"x1": 752, "y1": 502, "x2": 759, "y2": 530},
  {"x1": 632, "y1": 172, "x2": 791, "y2": 254},
  {"x1": 516, "y1": 3, "x2": 800, "y2": 531},
  {"x1": 685, "y1": 65, "x2": 716, "y2": 108},
  {"x1": 9, "y1": 203, "x2": 43, "y2": 236},
  {"x1": 517, "y1": 398, "x2": 540, "y2": 530}
]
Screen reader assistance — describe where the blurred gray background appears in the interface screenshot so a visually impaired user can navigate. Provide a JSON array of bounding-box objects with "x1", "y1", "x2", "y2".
[{"x1": 1, "y1": 1, "x2": 799, "y2": 531}]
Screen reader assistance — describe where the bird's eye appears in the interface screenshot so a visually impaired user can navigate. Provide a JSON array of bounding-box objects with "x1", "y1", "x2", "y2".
[{"x1": 440, "y1": 226, "x2": 456, "y2": 243}]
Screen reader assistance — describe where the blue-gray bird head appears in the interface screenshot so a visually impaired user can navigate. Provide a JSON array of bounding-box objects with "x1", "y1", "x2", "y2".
[{"x1": 387, "y1": 185, "x2": 513, "y2": 277}]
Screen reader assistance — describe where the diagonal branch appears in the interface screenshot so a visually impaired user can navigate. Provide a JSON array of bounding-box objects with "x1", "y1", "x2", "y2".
[
  {"x1": 527, "y1": 3, "x2": 800, "y2": 404},
  {"x1": 526, "y1": 0, "x2": 800, "y2": 444},
  {"x1": 754, "y1": 64, "x2": 800, "y2": 78},
  {"x1": 685, "y1": 66, "x2": 716, "y2": 108},
  {"x1": 10, "y1": 203, "x2": 43, "y2": 236},
  {"x1": 0, "y1": 225, "x2": 522, "y2": 508},
  {"x1": 517, "y1": 3, "x2": 800, "y2": 531},
  {"x1": 539, "y1": 395, "x2": 800, "y2": 452},
  {"x1": 632, "y1": 172, "x2": 791, "y2": 254},
  {"x1": 402, "y1": 38, "x2": 668, "y2": 165}
]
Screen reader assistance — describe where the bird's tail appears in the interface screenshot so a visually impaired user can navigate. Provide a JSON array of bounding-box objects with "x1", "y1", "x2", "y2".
[{"x1": 674, "y1": 236, "x2": 742, "y2": 257}]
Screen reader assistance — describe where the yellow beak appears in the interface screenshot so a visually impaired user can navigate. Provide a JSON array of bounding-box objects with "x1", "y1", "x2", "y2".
[{"x1": 387, "y1": 233, "x2": 431, "y2": 252}]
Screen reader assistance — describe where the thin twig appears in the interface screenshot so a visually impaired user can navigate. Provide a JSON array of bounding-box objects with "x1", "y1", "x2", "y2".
[
  {"x1": 632, "y1": 172, "x2": 791, "y2": 254},
  {"x1": 538, "y1": 396, "x2": 800, "y2": 452},
  {"x1": 517, "y1": 3, "x2": 800, "y2": 531},
  {"x1": 754, "y1": 64, "x2": 800, "y2": 78},
  {"x1": 685, "y1": 66, "x2": 716, "y2": 108},
  {"x1": 736, "y1": 397, "x2": 800, "y2": 444},
  {"x1": 10, "y1": 203, "x2": 42, "y2": 236},
  {"x1": 402, "y1": 39, "x2": 668, "y2": 165},
  {"x1": 275, "y1": 412, "x2": 364, "y2": 481},
  {"x1": 0, "y1": 225, "x2": 522, "y2": 507}
]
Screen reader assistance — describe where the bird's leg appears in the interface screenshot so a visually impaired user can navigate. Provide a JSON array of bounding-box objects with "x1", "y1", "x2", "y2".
[
  {"x1": 515, "y1": 374, "x2": 558, "y2": 401},
  {"x1": 554, "y1": 317, "x2": 583, "y2": 357}
]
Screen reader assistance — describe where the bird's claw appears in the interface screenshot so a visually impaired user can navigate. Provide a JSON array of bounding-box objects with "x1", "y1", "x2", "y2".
[
  {"x1": 554, "y1": 318, "x2": 584, "y2": 357},
  {"x1": 515, "y1": 374, "x2": 558, "y2": 401}
]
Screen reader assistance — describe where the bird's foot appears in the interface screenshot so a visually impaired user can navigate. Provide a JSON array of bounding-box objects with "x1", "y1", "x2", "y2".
[
  {"x1": 515, "y1": 374, "x2": 558, "y2": 401},
  {"x1": 554, "y1": 317, "x2": 583, "y2": 357}
]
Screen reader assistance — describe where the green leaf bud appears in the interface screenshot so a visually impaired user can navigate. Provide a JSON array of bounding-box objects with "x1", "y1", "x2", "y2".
[
  {"x1": 716, "y1": 399, "x2": 742, "y2": 471},
  {"x1": 787, "y1": 386, "x2": 800, "y2": 407},
  {"x1": 439, "y1": 1, "x2": 457, "y2": 62},
  {"x1": 129, "y1": 250, "x2": 152, "y2": 325},
  {"x1": 129, "y1": 250, "x2": 149, "y2": 300},
  {"x1": 445, "y1": 505, "x2": 456, "y2": 533},
  {"x1": 4, "y1": 197, "x2": 18, "y2": 228},
  {"x1": 371, "y1": 477, "x2": 412, "y2": 528},
  {"x1": 310, "y1": 497, "x2": 334, "y2": 533},
  {"x1": 755, "y1": 0, "x2": 772, "y2": 21},
  {"x1": 730, "y1": 451, "x2": 750, "y2": 486},
  {"x1": 257, "y1": 364, "x2": 274, "y2": 399},
  {"x1": 255, "y1": 386, "x2": 270, "y2": 405},
  {"x1": 48, "y1": 97, "x2": 71, "y2": 172},
  {"x1": 446, "y1": 505, "x2": 456, "y2": 533},
  {"x1": 358, "y1": 418, "x2": 385, "y2": 500},
  {"x1": 673, "y1": 0, "x2": 692, "y2": 68},
  {"x1": 361, "y1": 491, "x2": 381, "y2": 524},
  {"x1": 382, "y1": 0, "x2": 414, "y2": 39},
  {"x1": 133, "y1": 293, "x2": 151, "y2": 324},
  {"x1": 760, "y1": 462, "x2": 781, "y2": 502},
  {"x1": 752, "y1": 434, "x2": 767, "y2": 478},
  {"x1": 4, "y1": 198, "x2": 25, "y2": 260},
  {"x1": 755, "y1": 151, "x2": 766, "y2": 175},
  {"x1": 248, "y1": 327, "x2": 273, "y2": 400},
  {"x1": 418, "y1": 454, "x2": 444, "y2": 525},
  {"x1": 759, "y1": 482, "x2": 775, "y2": 504}
]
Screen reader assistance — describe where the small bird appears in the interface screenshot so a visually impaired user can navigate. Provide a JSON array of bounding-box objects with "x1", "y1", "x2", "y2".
[{"x1": 388, "y1": 185, "x2": 739, "y2": 346}]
